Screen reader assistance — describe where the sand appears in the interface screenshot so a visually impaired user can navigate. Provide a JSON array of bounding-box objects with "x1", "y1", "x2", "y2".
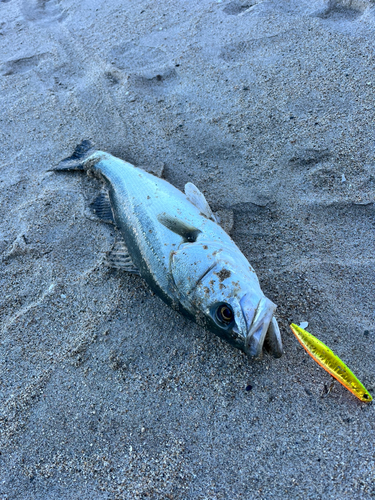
[{"x1": 1, "y1": 0, "x2": 375, "y2": 498}]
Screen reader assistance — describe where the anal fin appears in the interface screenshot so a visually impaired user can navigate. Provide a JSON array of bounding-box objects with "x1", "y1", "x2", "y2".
[{"x1": 105, "y1": 238, "x2": 139, "y2": 274}]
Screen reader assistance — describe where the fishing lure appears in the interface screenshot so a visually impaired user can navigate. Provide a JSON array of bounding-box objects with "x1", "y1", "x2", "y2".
[{"x1": 290, "y1": 324, "x2": 372, "y2": 403}]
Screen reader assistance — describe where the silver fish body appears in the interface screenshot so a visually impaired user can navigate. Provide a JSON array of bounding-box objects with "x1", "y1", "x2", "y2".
[{"x1": 55, "y1": 144, "x2": 283, "y2": 359}]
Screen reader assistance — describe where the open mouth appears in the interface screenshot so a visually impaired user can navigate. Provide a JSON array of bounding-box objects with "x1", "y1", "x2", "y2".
[{"x1": 241, "y1": 294, "x2": 282, "y2": 358}]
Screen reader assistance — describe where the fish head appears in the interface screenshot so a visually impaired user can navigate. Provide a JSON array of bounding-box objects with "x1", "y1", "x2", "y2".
[{"x1": 171, "y1": 242, "x2": 282, "y2": 358}]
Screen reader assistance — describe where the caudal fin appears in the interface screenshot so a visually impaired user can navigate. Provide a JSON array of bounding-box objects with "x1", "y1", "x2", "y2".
[{"x1": 53, "y1": 140, "x2": 95, "y2": 171}]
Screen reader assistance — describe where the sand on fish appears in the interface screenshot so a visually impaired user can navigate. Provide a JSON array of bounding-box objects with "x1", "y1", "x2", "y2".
[{"x1": 1, "y1": 0, "x2": 374, "y2": 498}]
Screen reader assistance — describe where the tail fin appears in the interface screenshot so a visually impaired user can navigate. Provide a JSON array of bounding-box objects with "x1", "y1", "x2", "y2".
[{"x1": 53, "y1": 140, "x2": 95, "y2": 171}]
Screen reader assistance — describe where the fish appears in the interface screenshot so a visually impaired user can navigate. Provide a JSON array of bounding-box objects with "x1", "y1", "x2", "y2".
[
  {"x1": 53, "y1": 140, "x2": 283, "y2": 359},
  {"x1": 290, "y1": 323, "x2": 372, "y2": 403}
]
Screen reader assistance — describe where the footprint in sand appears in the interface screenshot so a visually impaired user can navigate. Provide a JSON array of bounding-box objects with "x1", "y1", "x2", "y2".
[
  {"x1": 109, "y1": 41, "x2": 178, "y2": 93},
  {"x1": 222, "y1": 1, "x2": 257, "y2": 16},
  {"x1": 219, "y1": 31, "x2": 290, "y2": 62},
  {"x1": 315, "y1": 0, "x2": 368, "y2": 22},
  {"x1": 129, "y1": 67, "x2": 178, "y2": 90},
  {"x1": 0, "y1": 53, "x2": 49, "y2": 76},
  {"x1": 109, "y1": 41, "x2": 169, "y2": 72},
  {"x1": 21, "y1": 0, "x2": 66, "y2": 23},
  {"x1": 289, "y1": 149, "x2": 332, "y2": 169}
]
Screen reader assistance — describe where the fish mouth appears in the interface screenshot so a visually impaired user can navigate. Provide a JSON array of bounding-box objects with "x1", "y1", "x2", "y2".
[{"x1": 240, "y1": 294, "x2": 282, "y2": 359}]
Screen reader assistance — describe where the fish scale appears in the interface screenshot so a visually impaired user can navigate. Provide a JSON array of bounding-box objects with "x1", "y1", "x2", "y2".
[
  {"x1": 53, "y1": 142, "x2": 283, "y2": 359},
  {"x1": 101, "y1": 156, "x2": 183, "y2": 301}
]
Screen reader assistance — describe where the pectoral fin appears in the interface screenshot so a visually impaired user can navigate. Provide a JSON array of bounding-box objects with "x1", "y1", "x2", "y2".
[{"x1": 157, "y1": 213, "x2": 201, "y2": 242}]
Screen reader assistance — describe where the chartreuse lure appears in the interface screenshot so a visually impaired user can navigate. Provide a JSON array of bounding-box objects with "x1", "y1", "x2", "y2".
[{"x1": 290, "y1": 324, "x2": 372, "y2": 403}]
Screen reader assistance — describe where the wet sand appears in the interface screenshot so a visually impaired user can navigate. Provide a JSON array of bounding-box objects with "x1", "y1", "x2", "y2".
[{"x1": 1, "y1": 0, "x2": 375, "y2": 498}]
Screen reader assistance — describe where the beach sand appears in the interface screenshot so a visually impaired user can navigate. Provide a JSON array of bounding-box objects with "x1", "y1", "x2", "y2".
[{"x1": 1, "y1": 0, "x2": 375, "y2": 498}]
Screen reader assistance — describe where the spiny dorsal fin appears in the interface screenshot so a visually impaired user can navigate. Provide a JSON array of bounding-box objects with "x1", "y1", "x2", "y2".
[
  {"x1": 184, "y1": 182, "x2": 218, "y2": 223},
  {"x1": 138, "y1": 162, "x2": 165, "y2": 178},
  {"x1": 157, "y1": 213, "x2": 201, "y2": 243},
  {"x1": 105, "y1": 238, "x2": 139, "y2": 274},
  {"x1": 89, "y1": 191, "x2": 115, "y2": 225}
]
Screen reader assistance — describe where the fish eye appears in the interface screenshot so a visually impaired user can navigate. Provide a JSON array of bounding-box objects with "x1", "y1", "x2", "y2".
[
  {"x1": 216, "y1": 304, "x2": 234, "y2": 325},
  {"x1": 363, "y1": 394, "x2": 369, "y2": 399}
]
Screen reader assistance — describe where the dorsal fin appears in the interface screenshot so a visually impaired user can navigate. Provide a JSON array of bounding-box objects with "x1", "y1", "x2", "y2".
[
  {"x1": 157, "y1": 213, "x2": 201, "y2": 242},
  {"x1": 184, "y1": 182, "x2": 218, "y2": 223}
]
